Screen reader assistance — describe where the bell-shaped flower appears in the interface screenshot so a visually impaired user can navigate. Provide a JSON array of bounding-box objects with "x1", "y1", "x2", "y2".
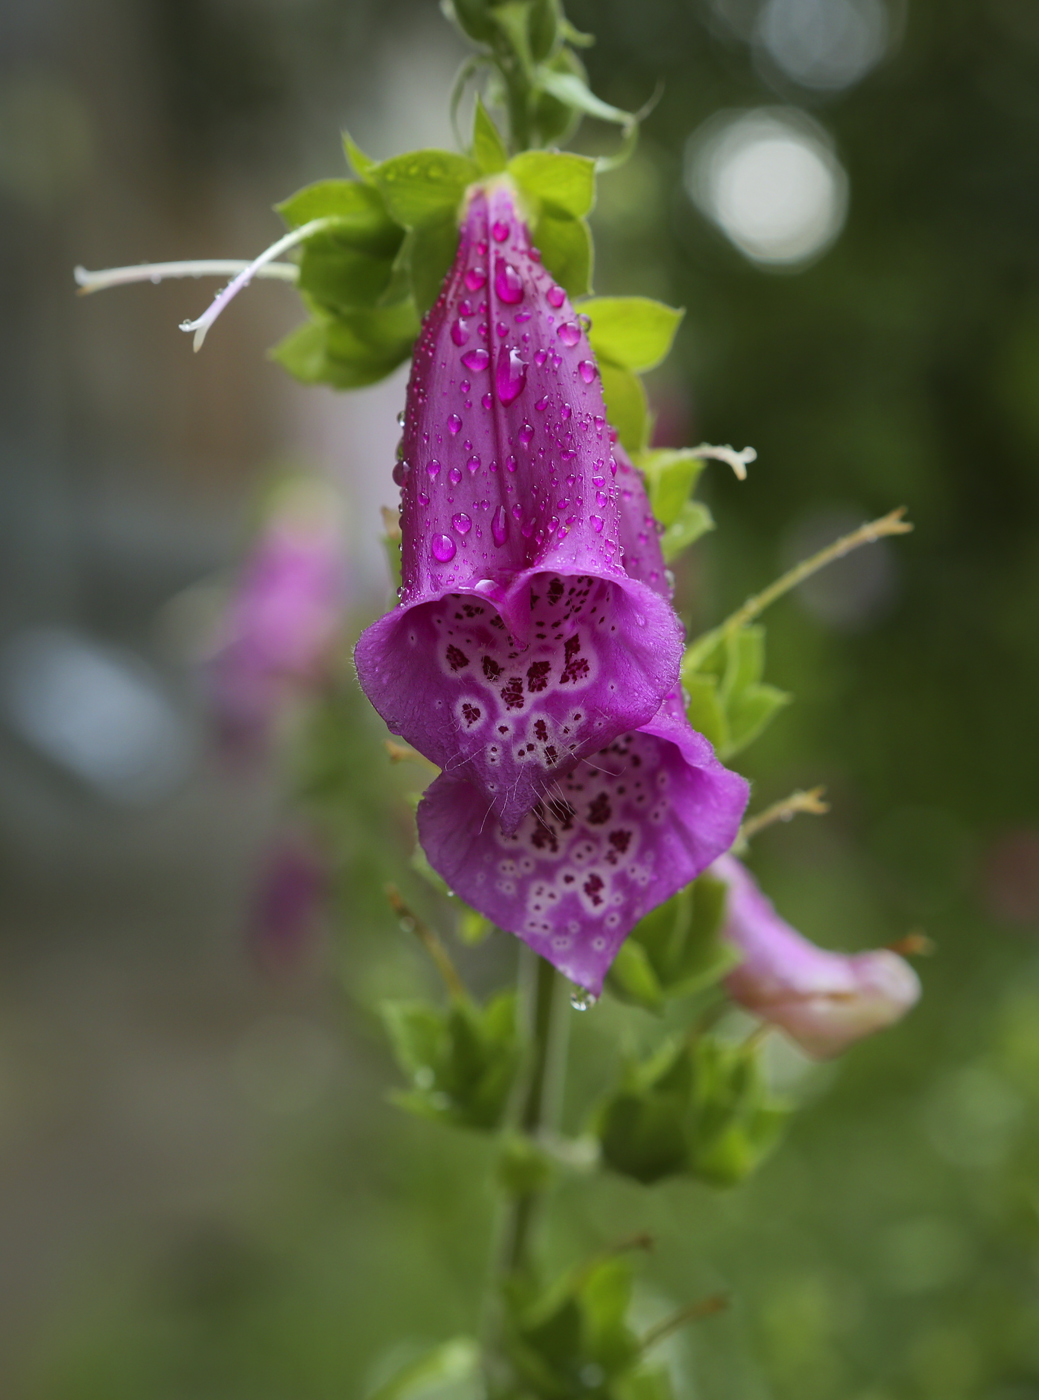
[
  {"x1": 205, "y1": 478, "x2": 348, "y2": 749},
  {"x1": 418, "y1": 690, "x2": 749, "y2": 994},
  {"x1": 713, "y1": 854, "x2": 921, "y2": 1058},
  {"x1": 354, "y1": 181, "x2": 683, "y2": 834}
]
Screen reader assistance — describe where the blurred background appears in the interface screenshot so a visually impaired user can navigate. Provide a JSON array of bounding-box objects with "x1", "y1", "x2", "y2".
[{"x1": 2, "y1": 0, "x2": 1039, "y2": 1396}]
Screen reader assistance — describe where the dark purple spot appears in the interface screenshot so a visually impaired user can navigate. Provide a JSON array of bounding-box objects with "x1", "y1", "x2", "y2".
[
  {"x1": 587, "y1": 793, "x2": 612, "y2": 826},
  {"x1": 446, "y1": 645, "x2": 469, "y2": 672}
]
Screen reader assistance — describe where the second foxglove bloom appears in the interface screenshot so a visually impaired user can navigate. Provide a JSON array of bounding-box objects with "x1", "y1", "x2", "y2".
[{"x1": 354, "y1": 182, "x2": 683, "y2": 834}]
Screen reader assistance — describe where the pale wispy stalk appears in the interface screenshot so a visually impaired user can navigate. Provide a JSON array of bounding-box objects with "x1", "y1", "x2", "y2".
[
  {"x1": 737, "y1": 787, "x2": 829, "y2": 850},
  {"x1": 74, "y1": 260, "x2": 299, "y2": 295},
  {"x1": 690, "y1": 442, "x2": 757, "y2": 481}
]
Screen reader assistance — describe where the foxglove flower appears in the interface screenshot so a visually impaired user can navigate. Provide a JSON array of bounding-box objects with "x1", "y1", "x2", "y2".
[
  {"x1": 206, "y1": 480, "x2": 348, "y2": 749},
  {"x1": 418, "y1": 690, "x2": 748, "y2": 994},
  {"x1": 713, "y1": 854, "x2": 921, "y2": 1058},
  {"x1": 354, "y1": 182, "x2": 683, "y2": 834}
]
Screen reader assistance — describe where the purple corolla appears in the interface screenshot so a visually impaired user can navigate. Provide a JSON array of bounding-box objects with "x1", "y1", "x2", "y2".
[
  {"x1": 206, "y1": 480, "x2": 348, "y2": 749},
  {"x1": 354, "y1": 182, "x2": 683, "y2": 834},
  {"x1": 419, "y1": 691, "x2": 749, "y2": 994},
  {"x1": 713, "y1": 854, "x2": 921, "y2": 1058}
]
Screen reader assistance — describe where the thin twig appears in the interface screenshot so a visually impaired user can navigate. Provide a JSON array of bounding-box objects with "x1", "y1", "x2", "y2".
[
  {"x1": 640, "y1": 1295, "x2": 729, "y2": 1352},
  {"x1": 887, "y1": 930, "x2": 935, "y2": 958},
  {"x1": 385, "y1": 885, "x2": 466, "y2": 999},
  {"x1": 689, "y1": 442, "x2": 757, "y2": 481},
  {"x1": 74, "y1": 260, "x2": 299, "y2": 295},
  {"x1": 738, "y1": 787, "x2": 829, "y2": 845}
]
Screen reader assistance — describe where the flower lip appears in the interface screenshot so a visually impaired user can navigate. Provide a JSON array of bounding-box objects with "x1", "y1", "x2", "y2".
[
  {"x1": 713, "y1": 853, "x2": 922, "y2": 1058},
  {"x1": 417, "y1": 689, "x2": 749, "y2": 993},
  {"x1": 355, "y1": 181, "x2": 683, "y2": 831}
]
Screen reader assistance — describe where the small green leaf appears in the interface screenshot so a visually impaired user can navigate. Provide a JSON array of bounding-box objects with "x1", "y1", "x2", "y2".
[
  {"x1": 271, "y1": 299, "x2": 420, "y2": 390},
  {"x1": 638, "y1": 448, "x2": 706, "y2": 527},
  {"x1": 491, "y1": 2, "x2": 536, "y2": 71},
  {"x1": 364, "y1": 1338, "x2": 481, "y2": 1400},
  {"x1": 538, "y1": 69, "x2": 634, "y2": 127},
  {"x1": 442, "y1": 0, "x2": 497, "y2": 44},
  {"x1": 606, "y1": 938, "x2": 666, "y2": 1013},
  {"x1": 682, "y1": 671, "x2": 728, "y2": 752},
  {"x1": 722, "y1": 683, "x2": 791, "y2": 759},
  {"x1": 371, "y1": 150, "x2": 479, "y2": 229},
  {"x1": 298, "y1": 240, "x2": 400, "y2": 313},
  {"x1": 531, "y1": 50, "x2": 586, "y2": 147},
  {"x1": 528, "y1": 0, "x2": 560, "y2": 62},
  {"x1": 343, "y1": 132, "x2": 377, "y2": 183},
  {"x1": 599, "y1": 361, "x2": 647, "y2": 453},
  {"x1": 276, "y1": 180, "x2": 400, "y2": 252},
  {"x1": 583, "y1": 297, "x2": 684, "y2": 374},
  {"x1": 509, "y1": 149, "x2": 596, "y2": 218},
  {"x1": 532, "y1": 209, "x2": 592, "y2": 297},
  {"x1": 405, "y1": 214, "x2": 462, "y2": 316},
  {"x1": 472, "y1": 96, "x2": 508, "y2": 174},
  {"x1": 662, "y1": 500, "x2": 714, "y2": 562}
]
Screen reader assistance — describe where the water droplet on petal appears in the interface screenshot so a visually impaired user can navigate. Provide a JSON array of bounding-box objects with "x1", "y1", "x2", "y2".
[
  {"x1": 447, "y1": 414, "x2": 462, "y2": 435},
  {"x1": 392, "y1": 460, "x2": 405, "y2": 486},
  {"x1": 518, "y1": 422, "x2": 535, "y2": 445},
  {"x1": 578, "y1": 360, "x2": 597, "y2": 384},
  {"x1": 590, "y1": 514, "x2": 604, "y2": 533},
  {"x1": 462, "y1": 347, "x2": 490, "y2": 372},
  {"x1": 560, "y1": 403, "x2": 572, "y2": 421},
  {"x1": 396, "y1": 410, "x2": 405, "y2": 427},
  {"x1": 418, "y1": 491, "x2": 429, "y2": 505},
  {"x1": 492, "y1": 505, "x2": 508, "y2": 545},
  {"x1": 665, "y1": 569, "x2": 676, "y2": 594},
  {"x1": 427, "y1": 458, "x2": 441, "y2": 477},
  {"x1": 515, "y1": 310, "x2": 532, "y2": 323},
  {"x1": 491, "y1": 219, "x2": 510, "y2": 242},
  {"x1": 557, "y1": 321, "x2": 581, "y2": 347},
  {"x1": 432, "y1": 534, "x2": 456, "y2": 562},
  {"x1": 506, "y1": 454, "x2": 517, "y2": 472},
  {"x1": 569, "y1": 987, "x2": 598, "y2": 1011},
  {"x1": 534, "y1": 395, "x2": 550, "y2": 412},
  {"x1": 534, "y1": 349, "x2": 548, "y2": 367},
  {"x1": 452, "y1": 512, "x2": 472, "y2": 534},
  {"x1": 547, "y1": 285, "x2": 566, "y2": 308},
  {"x1": 482, "y1": 392, "x2": 493, "y2": 409},
  {"x1": 464, "y1": 266, "x2": 487, "y2": 292},
  {"x1": 467, "y1": 454, "x2": 481, "y2": 473},
  {"x1": 476, "y1": 240, "x2": 488, "y2": 257},
  {"x1": 495, "y1": 258, "x2": 524, "y2": 304},
  {"x1": 449, "y1": 466, "x2": 463, "y2": 485},
  {"x1": 451, "y1": 317, "x2": 470, "y2": 347},
  {"x1": 495, "y1": 345, "x2": 528, "y2": 405}
]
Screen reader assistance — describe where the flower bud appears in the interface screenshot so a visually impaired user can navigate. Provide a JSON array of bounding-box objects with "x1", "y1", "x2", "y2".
[
  {"x1": 714, "y1": 854, "x2": 921, "y2": 1058},
  {"x1": 355, "y1": 182, "x2": 683, "y2": 833}
]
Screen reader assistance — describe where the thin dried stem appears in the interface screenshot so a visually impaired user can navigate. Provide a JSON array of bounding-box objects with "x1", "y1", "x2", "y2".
[
  {"x1": 690, "y1": 442, "x2": 757, "y2": 481},
  {"x1": 887, "y1": 930, "x2": 935, "y2": 958},
  {"x1": 385, "y1": 885, "x2": 466, "y2": 999},
  {"x1": 738, "y1": 787, "x2": 830, "y2": 846},
  {"x1": 640, "y1": 1295, "x2": 729, "y2": 1352},
  {"x1": 74, "y1": 260, "x2": 299, "y2": 295}
]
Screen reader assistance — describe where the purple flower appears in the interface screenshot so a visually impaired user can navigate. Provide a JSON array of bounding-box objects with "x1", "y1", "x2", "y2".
[
  {"x1": 418, "y1": 691, "x2": 749, "y2": 994},
  {"x1": 354, "y1": 182, "x2": 683, "y2": 834},
  {"x1": 206, "y1": 480, "x2": 348, "y2": 749},
  {"x1": 713, "y1": 854, "x2": 922, "y2": 1058}
]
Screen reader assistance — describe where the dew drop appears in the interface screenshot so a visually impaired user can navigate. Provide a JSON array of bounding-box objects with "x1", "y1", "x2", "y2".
[
  {"x1": 534, "y1": 395, "x2": 550, "y2": 412},
  {"x1": 569, "y1": 987, "x2": 598, "y2": 1011},
  {"x1": 577, "y1": 360, "x2": 597, "y2": 384},
  {"x1": 506, "y1": 454, "x2": 518, "y2": 472},
  {"x1": 396, "y1": 410, "x2": 405, "y2": 427},
  {"x1": 534, "y1": 349, "x2": 548, "y2": 367},
  {"x1": 665, "y1": 568, "x2": 676, "y2": 594},
  {"x1": 590, "y1": 514, "x2": 604, "y2": 533},
  {"x1": 467, "y1": 454, "x2": 481, "y2": 473},
  {"x1": 482, "y1": 392, "x2": 493, "y2": 409},
  {"x1": 492, "y1": 505, "x2": 508, "y2": 545},
  {"x1": 464, "y1": 266, "x2": 487, "y2": 292},
  {"x1": 462, "y1": 347, "x2": 490, "y2": 372},
  {"x1": 496, "y1": 345, "x2": 528, "y2": 406},
  {"x1": 515, "y1": 310, "x2": 532, "y2": 323},
  {"x1": 547, "y1": 285, "x2": 566, "y2": 308},
  {"x1": 519, "y1": 422, "x2": 535, "y2": 445},
  {"x1": 476, "y1": 240, "x2": 488, "y2": 257},
  {"x1": 447, "y1": 414, "x2": 462, "y2": 435},
  {"x1": 449, "y1": 466, "x2": 463, "y2": 485},
  {"x1": 392, "y1": 460, "x2": 405, "y2": 486},
  {"x1": 495, "y1": 258, "x2": 524, "y2": 304},
  {"x1": 427, "y1": 458, "x2": 441, "y2": 477},
  {"x1": 491, "y1": 219, "x2": 510, "y2": 242},
  {"x1": 452, "y1": 512, "x2": 472, "y2": 534},
  {"x1": 496, "y1": 321, "x2": 508, "y2": 338},
  {"x1": 560, "y1": 403, "x2": 572, "y2": 421},
  {"x1": 557, "y1": 321, "x2": 581, "y2": 347},
  {"x1": 460, "y1": 382, "x2": 470, "y2": 395},
  {"x1": 451, "y1": 317, "x2": 471, "y2": 347},
  {"x1": 431, "y1": 534, "x2": 456, "y2": 562}
]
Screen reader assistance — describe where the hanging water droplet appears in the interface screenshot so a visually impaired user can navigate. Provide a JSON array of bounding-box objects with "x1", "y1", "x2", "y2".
[
  {"x1": 492, "y1": 505, "x2": 508, "y2": 545},
  {"x1": 427, "y1": 458, "x2": 441, "y2": 477},
  {"x1": 392, "y1": 460, "x2": 405, "y2": 486},
  {"x1": 534, "y1": 395, "x2": 550, "y2": 412},
  {"x1": 518, "y1": 422, "x2": 535, "y2": 445},
  {"x1": 451, "y1": 317, "x2": 471, "y2": 347},
  {"x1": 496, "y1": 345, "x2": 528, "y2": 406},
  {"x1": 547, "y1": 285, "x2": 566, "y2": 308},
  {"x1": 482, "y1": 392, "x2": 493, "y2": 409},
  {"x1": 560, "y1": 403, "x2": 572, "y2": 421},
  {"x1": 449, "y1": 466, "x2": 463, "y2": 485},
  {"x1": 495, "y1": 258, "x2": 524, "y2": 304},
  {"x1": 398, "y1": 915, "x2": 416, "y2": 933},
  {"x1": 569, "y1": 987, "x2": 598, "y2": 1011},
  {"x1": 452, "y1": 512, "x2": 472, "y2": 534},
  {"x1": 590, "y1": 514, "x2": 604, "y2": 533},
  {"x1": 464, "y1": 266, "x2": 487, "y2": 292},
  {"x1": 396, "y1": 410, "x2": 406, "y2": 427},
  {"x1": 491, "y1": 219, "x2": 510, "y2": 242},
  {"x1": 665, "y1": 568, "x2": 676, "y2": 593},
  {"x1": 577, "y1": 360, "x2": 597, "y2": 384},
  {"x1": 466, "y1": 454, "x2": 481, "y2": 473},
  {"x1": 418, "y1": 491, "x2": 429, "y2": 505},
  {"x1": 447, "y1": 414, "x2": 462, "y2": 434},
  {"x1": 431, "y1": 534, "x2": 456, "y2": 562},
  {"x1": 557, "y1": 321, "x2": 581, "y2": 347},
  {"x1": 462, "y1": 347, "x2": 490, "y2": 372}
]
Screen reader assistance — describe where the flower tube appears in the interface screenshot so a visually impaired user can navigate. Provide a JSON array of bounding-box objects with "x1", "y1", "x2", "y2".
[
  {"x1": 354, "y1": 181, "x2": 683, "y2": 834},
  {"x1": 713, "y1": 854, "x2": 921, "y2": 1058}
]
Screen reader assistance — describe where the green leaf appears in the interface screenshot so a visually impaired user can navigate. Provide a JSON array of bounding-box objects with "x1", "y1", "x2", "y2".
[
  {"x1": 271, "y1": 299, "x2": 420, "y2": 391},
  {"x1": 681, "y1": 626, "x2": 792, "y2": 759},
  {"x1": 723, "y1": 682, "x2": 791, "y2": 759},
  {"x1": 606, "y1": 938, "x2": 666, "y2": 1013},
  {"x1": 682, "y1": 670, "x2": 728, "y2": 753},
  {"x1": 496, "y1": 1132, "x2": 555, "y2": 1197},
  {"x1": 442, "y1": 0, "x2": 497, "y2": 44},
  {"x1": 472, "y1": 96, "x2": 508, "y2": 174},
  {"x1": 343, "y1": 132, "x2": 377, "y2": 183},
  {"x1": 528, "y1": 0, "x2": 561, "y2": 62},
  {"x1": 298, "y1": 240, "x2": 400, "y2": 313},
  {"x1": 624, "y1": 874, "x2": 738, "y2": 1003},
  {"x1": 370, "y1": 150, "x2": 479, "y2": 229},
  {"x1": 583, "y1": 297, "x2": 684, "y2": 374},
  {"x1": 599, "y1": 361, "x2": 647, "y2": 453},
  {"x1": 637, "y1": 448, "x2": 707, "y2": 527},
  {"x1": 615, "y1": 1367, "x2": 677, "y2": 1400},
  {"x1": 364, "y1": 1338, "x2": 481, "y2": 1400},
  {"x1": 598, "y1": 1086, "x2": 690, "y2": 1185},
  {"x1": 491, "y1": 2, "x2": 537, "y2": 72},
  {"x1": 531, "y1": 49, "x2": 586, "y2": 147},
  {"x1": 458, "y1": 907, "x2": 493, "y2": 945},
  {"x1": 532, "y1": 209, "x2": 592, "y2": 297},
  {"x1": 538, "y1": 69, "x2": 634, "y2": 127},
  {"x1": 405, "y1": 214, "x2": 462, "y2": 316},
  {"x1": 509, "y1": 149, "x2": 596, "y2": 218},
  {"x1": 662, "y1": 500, "x2": 714, "y2": 562},
  {"x1": 276, "y1": 180, "x2": 400, "y2": 253}
]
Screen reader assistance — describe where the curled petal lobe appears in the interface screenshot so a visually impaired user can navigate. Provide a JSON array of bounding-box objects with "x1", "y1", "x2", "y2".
[
  {"x1": 714, "y1": 854, "x2": 921, "y2": 1058},
  {"x1": 418, "y1": 693, "x2": 749, "y2": 993},
  {"x1": 355, "y1": 182, "x2": 682, "y2": 832}
]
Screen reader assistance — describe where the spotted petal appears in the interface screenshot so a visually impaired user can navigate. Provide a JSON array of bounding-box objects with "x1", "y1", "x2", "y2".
[{"x1": 417, "y1": 693, "x2": 749, "y2": 993}]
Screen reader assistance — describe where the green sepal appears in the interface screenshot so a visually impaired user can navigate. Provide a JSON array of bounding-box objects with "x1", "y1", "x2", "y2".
[
  {"x1": 532, "y1": 209, "x2": 593, "y2": 297},
  {"x1": 402, "y1": 214, "x2": 461, "y2": 316},
  {"x1": 599, "y1": 362, "x2": 647, "y2": 454},
  {"x1": 606, "y1": 874, "x2": 737, "y2": 1012},
  {"x1": 509, "y1": 149, "x2": 597, "y2": 219},
  {"x1": 662, "y1": 501, "x2": 714, "y2": 562},
  {"x1": 364, "y1": 1337, "x2": 480, "y2": 1400},
  {"x1": 680, "y1": 625, "x2": 792, "y2": 760},
  {"x1": 528, "y1": 0, "x2": 561, "y2": 62},
  {"x1": 276, "y1": 179, "x2": 399, "y2": 248},
  {"x1": 270, "y1": 299, "x2": 420, "y2": 390},
  {"x1": 634, "y1": 447, "x2": 715, "y2": 563},
  {"x1": 343, "y1": 132, "x2": 377, "y2": 183},
  {"x1": 537, "y1": 69, "x2": 635, "y2": 129},
  {"x1": 531, "y1": 48, "x2": 587, "y2": 147},
  {"x1": 583, "y1": 297, "x2": 684, "y2": 375},
  {"x1": 472, "y1": 96, "x2": 508, "y2": 174},
  {"x1": 441, "y1": 0, "x2": 497, "y2": 45},
  {"x1": 596, "y1": 1034, "x2": 789, "y2": 1187},
  {"x1": 370, "y1": 149, "x2": 480, "y2": 229},
  {"x1": 381, "y1": 990, "x2": 520, "y2": 1132},
  {"x1": 496, "y1": 1132, "x2": 555, "y2": 1197}
]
